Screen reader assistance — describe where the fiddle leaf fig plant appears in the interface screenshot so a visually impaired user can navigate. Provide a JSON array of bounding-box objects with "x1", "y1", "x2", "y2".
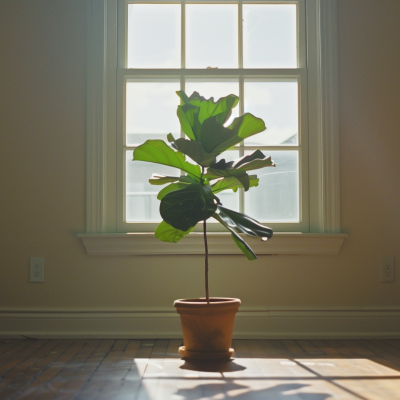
[{"x1": 133, "y1": 91, "x2": 275, "y2": 302}]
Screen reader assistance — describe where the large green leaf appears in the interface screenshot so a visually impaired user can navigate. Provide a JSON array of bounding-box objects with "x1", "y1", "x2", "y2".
[
  {"x1": 148, "y1": 174, "x2": 180, "y2": 185},
  {"x1": 177, "y1": 91, "x2": 239, "y2": 125},
  {"x1": 176, "y1": 103, "x2": 199, "y2": 141},
  {"x1": 191, "y1": 113, "x2": 265, "y2": 156},
  {"x1": 204, "y1": 151, "x2": 273, "y2": 190},
  {"x1": 215, "y1": 205, "x2": 273, "y2": 239},
  {"x1": 157, "y1": 182, "x2": 188, "y2": 200},
  {"x1": 160, "y1": 183, "x2": 218, "y2": 231},
  {"x1": 233, "y1": 150, "x2": 275, "y2": 172},
  {"x1": 230, "y1": 232, "x2": 257, "y2": 261},
  {"x1": 155, "y1": 221, "x2": 193, "y2": 243},
  {"x1": 213, "y1": 212, "x2": 257, "y2": 260},
  {"x1": 170, "y1": 137, "x2": 205, "y2": 162},
  {"x1": 211, "y1": 176, "x2": 242, "y2": 194},
  {"x1": 211, "y1": 175, "x2": 259, "y2": 194},
  {"x1": 211, "y1": 150, "x2": 274, "y2": 172},
  {"x1": 168, "y1": 137, "x2": 217, "y2": 167},
  {"x1": 235, "y1": 173, "x2": 250, "y2": 191},
  {"x1": 212, "y1": 114, "x2": 266, "y2": 154},
  {"x1": 199, "y1": 116, "x2": 236, "y2": 153},
  {"x1": 133, "y1": 140, "x2": 201, "y2": 178}
]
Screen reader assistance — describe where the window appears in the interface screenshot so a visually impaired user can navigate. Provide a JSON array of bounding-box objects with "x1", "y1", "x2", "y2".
[
  {"x1": 121, "y1": 1, "x2": 306, "y2": 233},
  {"x1": 80, "y1": 0, "x2": 347, "y2": 255}
]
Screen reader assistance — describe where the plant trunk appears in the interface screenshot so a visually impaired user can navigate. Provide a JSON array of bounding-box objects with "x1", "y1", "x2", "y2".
[{"x1": 203, "y1": 219, "x2": 209, "y2": 304}]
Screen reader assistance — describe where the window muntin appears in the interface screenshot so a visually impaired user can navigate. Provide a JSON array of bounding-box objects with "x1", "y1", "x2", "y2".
[{"x1": 119, "y1": 0, "x2": 308, "y2": 233}]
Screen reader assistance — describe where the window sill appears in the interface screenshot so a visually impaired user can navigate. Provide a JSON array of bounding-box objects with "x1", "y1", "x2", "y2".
[{"x1": 77, "y1": 232, "x2": 348, "y2": 256}]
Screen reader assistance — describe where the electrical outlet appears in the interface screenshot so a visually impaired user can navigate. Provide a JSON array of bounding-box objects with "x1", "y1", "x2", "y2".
[
  {"x1": 380, "y1": 257, "x2": 395, "y2": 283},
  {"x1": 30, "y1": 257, "x2": 44, "y2": 283}
]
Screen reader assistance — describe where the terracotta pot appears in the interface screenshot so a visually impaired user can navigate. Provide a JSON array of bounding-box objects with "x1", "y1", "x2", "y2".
[{"x1": 174, "y1": 297, "x2": 241, "y2": 360}]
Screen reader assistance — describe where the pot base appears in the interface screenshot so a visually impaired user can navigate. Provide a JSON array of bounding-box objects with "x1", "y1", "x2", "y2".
[{"x1": 179, "y1": 346, "x2": 235, "y2": 361}]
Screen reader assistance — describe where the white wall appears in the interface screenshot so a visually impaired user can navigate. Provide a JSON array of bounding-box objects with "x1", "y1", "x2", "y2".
[{"x1": 1, "y1": 0, "x2": 399, "y2": 338}]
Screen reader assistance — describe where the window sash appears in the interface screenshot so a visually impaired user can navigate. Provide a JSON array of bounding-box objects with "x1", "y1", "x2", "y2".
[{"x1": 117, "y1": 0, "x2": 308, "y2": 233}]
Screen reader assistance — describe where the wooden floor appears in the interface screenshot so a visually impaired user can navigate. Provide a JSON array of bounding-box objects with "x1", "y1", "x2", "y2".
[{"x1": 1, "y1": 339, "x2": 400, "y2": 399}]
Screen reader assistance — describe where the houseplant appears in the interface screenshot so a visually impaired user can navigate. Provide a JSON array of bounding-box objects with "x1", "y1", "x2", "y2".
[{"x1": 133, "y1": 91, "x2": 274, "y2": 360}]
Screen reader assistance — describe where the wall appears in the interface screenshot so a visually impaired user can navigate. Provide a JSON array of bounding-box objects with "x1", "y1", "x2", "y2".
[{"x1": 1, "y1": 0, "x2": 399, "y2": 338}]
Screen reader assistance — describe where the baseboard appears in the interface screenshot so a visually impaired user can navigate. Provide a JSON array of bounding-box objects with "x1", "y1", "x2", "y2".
[{"x1": 1, "y1": 308, "x2": 400, "y2": 339}]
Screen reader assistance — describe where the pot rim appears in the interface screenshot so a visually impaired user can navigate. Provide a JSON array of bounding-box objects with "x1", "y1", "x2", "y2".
[{"x1": 174, "y1": 297, "x2": 241, "y2": 308}]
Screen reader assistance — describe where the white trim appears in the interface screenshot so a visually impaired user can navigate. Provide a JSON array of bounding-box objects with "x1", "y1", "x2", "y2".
[
  {"x1": 320, "y1": 0, "x2": 340, "y2": 233},
  {"x1": 1, "y1": 308, "x2": 399, "y2": 339},
  {"x1": 86, "y1": 0, "x2": 107, "y2": 232},
  {"x1": 307, "y1": 0, "x2": 340, "y2": 233},
  {"x1": 77, "y1": 232, "x2": 347, "y2": 255}
]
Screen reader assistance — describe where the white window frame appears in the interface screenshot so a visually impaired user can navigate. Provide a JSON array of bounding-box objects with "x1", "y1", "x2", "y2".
[{"x1": 78, "y1": 0, "x2": 347, "y2": 255}]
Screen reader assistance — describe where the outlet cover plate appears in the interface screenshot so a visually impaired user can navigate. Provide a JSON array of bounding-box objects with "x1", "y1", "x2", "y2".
[
  {"x1": 30, "y1": 257, "x2": 44, "y2": 282},
  {"x1": 380, "y1": 257, "x2": 395, "y2": 282}
]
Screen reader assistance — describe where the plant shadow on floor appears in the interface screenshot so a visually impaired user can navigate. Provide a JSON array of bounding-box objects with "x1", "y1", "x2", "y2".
[
  {"x1": 175, "y1": 382, "x2": 331, "y2": 400},
  {"x1": 180, "y1": 359, "x2": 246, "y2": 373}
]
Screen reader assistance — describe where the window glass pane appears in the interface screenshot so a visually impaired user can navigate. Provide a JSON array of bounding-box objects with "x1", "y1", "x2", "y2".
[
  {"x1": 126, "y1": 81, "x2": 180, "y2": 146},
  {"x1": 127, "y1": 4, "x2": 180, "y2": 68},
  {"x1": 245, "y1": 151, "x2": 299, "y2": 222},
  {"x1": 243, "y1": 4, "x2": 297, "y2": 68},
  {"x1": 186, "y1": 5, "x2": 238, "y2": 68},
  {"x1": 244, "y1": 80, "x2": 298, "y2": 146},
  {"x1": 126, "y1": 151, "x2": 181, "y2": 222},
  {"x1": 185, "y1": 80, "x2": 239, "y2": 126}
]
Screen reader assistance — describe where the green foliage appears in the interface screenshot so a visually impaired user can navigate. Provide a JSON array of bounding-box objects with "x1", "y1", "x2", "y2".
[
  {"x1": 160, "y1": 183, "x2": 218, "y2": 232},
  {"x1": 215, "y1": 206, "x2": 273, "y2": 238},
  {"x1": 157, "y1": 182, "x2": 188, "y2": 200},
  {"x1": 155, "y1": 221, "x2": 193, "y2": 243},
  {"x1": 132, "y1": 91, "x2": 275, "y2": 258},
  {"x1": 133, "y1": 139, "x2": 201, "y2": 178}
]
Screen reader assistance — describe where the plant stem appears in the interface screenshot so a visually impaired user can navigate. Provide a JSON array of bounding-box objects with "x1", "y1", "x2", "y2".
[
  {"x1": 203, "y1": 219, "x2": 209, "y2": 304},
  {"x1": 200, "y1": 165, "x2": 210, "y2": 304}
]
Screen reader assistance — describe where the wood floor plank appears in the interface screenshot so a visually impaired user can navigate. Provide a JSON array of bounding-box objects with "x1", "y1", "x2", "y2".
[
  {"x1": 343, "y1": 340, "x2": 379, "y2": 357},
  {"x1": 55, "y1": 340, "x2": 116, "y2": 400},
  {"x1": 232, "y1": 339, "x2": 252, "y2": 358},
  {"x1": 281, "y1": 339, "x2": 309, "y2": 358},
  {"x1": 1, "y1": 340, "x2": 62, "y2": 381},
  {"x1": 0, "y1": 340, "x2": 50, "y2": 377},
  {"x1": 310, "y1": 340, "x2": 341, "y2": 357},
  {"x1": 94, "y1": 340, "x2": 142, "y2": 400},
  {"x1": 257, "y1": 339, "x2": 293, "y2": 359},
  {"x1": 16, "y1": 340, "x2": 88, "y2": 400},
  {"x1": 0, "y1": 340, "x2": 25, "y2": 356},
  {"x1": 44, "y1": 339, "x2": 106, "y2": 400},
  {"x1": 247, "y1": 339, "x2": 269, "y2": 358},
  {"x1": 85, "y1": 342, "x2": 133, "y2": 400},
  {"x1": 110, "y1": 339, "x2": 129, "y2": 353},
  {"x1": 107, "y1": 340, "x2": 152, "y2": 400},
  {"x1": 149, "y1": 339, "x2": 169, "y2": 359},
  {"x1": 165, "y1": 339, "x2": 181, "y2": 359},
  {"x1": 28, "y1": 339, "x2": 100, "y2": 400},
  {"x1": 13, "y1": 339, "x2": 78, "y2": 400},
  {"x1": 295, "y1": 340, "x2": 327, "y2": 357},
  {"x1": 0, "y1": 340, "x2": 40, "y2": 366},
  {"x1": 385, "y1": 339, "x2": 400, "y2": 351},
  {"x1": 6, "y1": 340, "x2": 74, "y2": 400},
  {"x1": 355, "y1": 340, "x2": 400, "y2": 371},
  {"x1": 368, "y1": 339, "x2": 400, "y2": 358},
  {"x1": 323, "y1": 339, "x2": 355, "y2": 357},
  {"x1": 136, "y1": 340, "x2": 155, "y2": 359},
  {"x1": 0, "y1": 340, "x2": 63, "y2": 397}
]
